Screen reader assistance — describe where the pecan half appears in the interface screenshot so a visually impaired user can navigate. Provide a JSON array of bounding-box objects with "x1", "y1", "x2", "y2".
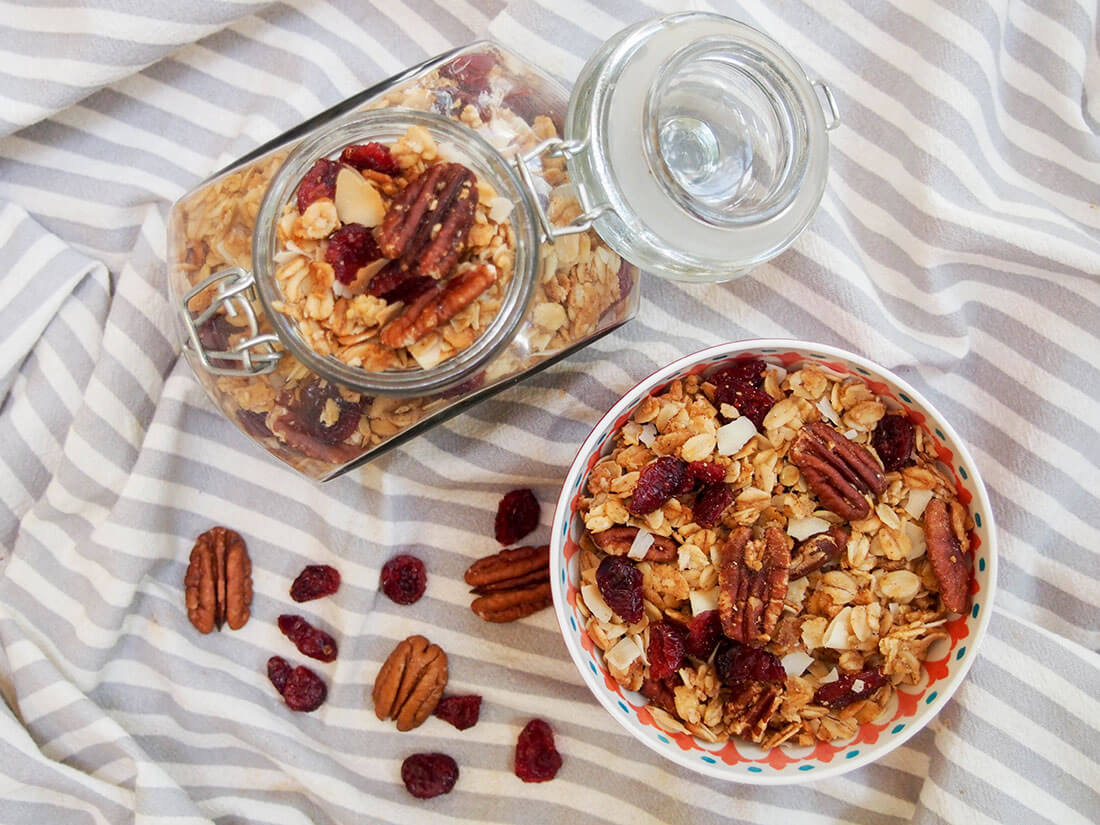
[
  {"x1": 716, "y1": 526, "x2": 790, "y2": 645},
  {"x1": 591, "y1": 527, "x2": 677, "y2": 562},
  {"x1": 465, "y1": 544, "x2": 550, "y2": 595},
  {"x1": 184, "y1": 526, "x2": 252, "y2": 633},
  {"x1": 723, "y1": 681, "x2": 784, "y2": 743},
  {"x1": 465, "y1": 545, "x2": 552, "y2": 622},
  {"x1": 923, "y1": 498, "x2": 970, "y2": 613},
  {"x1": 379, "y1": 263, "x2": 496, "y2": 348},
  {"x1": 788, "y1": 526, "x2": 849, "y2": 579},
  {"x1": 372, "y1": 635, "x2": 449, "y2": 731},
  {"x1": 471, "y1": 582, "x2": 553, "y2": 623},
  {"x1": 376, "y1": 161, "x2": 478, "y2": 279},
  {"x1": 789, "y1": 421, "x2": 887, "y2": 520}
]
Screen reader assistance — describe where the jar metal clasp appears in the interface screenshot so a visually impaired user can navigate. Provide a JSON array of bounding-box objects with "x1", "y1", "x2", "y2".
[
  {"x1": 811, "y1": 80, "x2": 841, "y2": 131},
  {"x1": 180, "y1": 266, "x2": 283, "y2": 377},
  {"x1": 514, "y1": 137, "x2": 615, "y2": 242}
]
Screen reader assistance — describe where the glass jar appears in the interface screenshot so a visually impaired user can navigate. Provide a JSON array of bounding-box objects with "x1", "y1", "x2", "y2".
[{"x1": 167, "y1": 12, "x2": 837, "y2": 480}]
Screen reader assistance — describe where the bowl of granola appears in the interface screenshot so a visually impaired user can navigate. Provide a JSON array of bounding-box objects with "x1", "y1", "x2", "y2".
[{"x1": 550, "y1": 340, "x2": 996, "y2": 783}]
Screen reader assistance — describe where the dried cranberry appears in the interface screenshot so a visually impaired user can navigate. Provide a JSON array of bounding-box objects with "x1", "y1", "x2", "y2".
[
  {"x1": 402, "y1": 752, "x2": 459, "y2": 799},
  {"x1": 296, "y1": 158, "x2": 339, "y2": 212},
  {"x1": 712, "y1": 359, "x2": 768, "y2": 388},
  {"x1": 616, "y1": 259, "x2": 634, "y2": 302},
  {"x1": 688, "y1": 461, "x2": 726, "y2": 485},
  {"x1": 267, "y1": 655, "x2": 292, "y2": 694},
  {"x1": 440, "y1": 53, "x2": 496, "y2": 95},
  {"x1": 684, "y1": 610, "x2": 723, "y2": 660},
  {"x1": 814, "y1": 668, "x2": 888, "y2": 710},
  {"x1": 277, "y1": 614, "x2": 338, "y2": 662},
  {"x1": 647, "y1": 621, "x2": 686, "y2": 680},
  {"x1": 381, "y1": 274, "x2": 436, "y2": 305},
  {"x1": 629, "y1": 456, "x2": 689, "y2": 516},
  {"x1": 290, "y1": 380, "x2": 362, "y2": 445},
  {"x1": 514, "y1": 719, "x2": 562, "y2": 783},
  {"x1": 595, "y1": 556, "x2": 643, "y2": 624},
  {"x1": 502, "y1": 88, "x2": 539, "y2": 123},
  {"x1": 675, "y1": 471, "x2": 697, "y2": 496},
  {"x1": 495, "y1": 488, "x2": 540, "y2": 545},
  {"x1": 872, "y1": 414, "x2": 916, "y2": 472},
  {"x1": 713, "y1": 377, "x2": 775, "y2": 430},
  {"x1": 281, "y1": 664, "x2": 327, "y2": 712},
  {"x1": 380, "y1": 554, "x2": 427, "y2": 605},
  {"x1": 715, "y1": 641, "x2": 785, "y2": 686},
  {"x1": 693, "y1": 484, "x2": 735, "y2": 528},
  {"x1": 340, "y1": 142, "x2": 399, "y2": 175},
  {"x1": 236, "y1": 409, "x2": 272, "y2": 438},
  {"x1": 433, "y1": 695, "x2": 482, "y2": 730},
  {"x1": 639, "y1": 675, "x2": 679, "y2": 714},
  {"x1": 438, "y1": 370, "x2": 487, "y2": 400},
  {"x1": 325, "y1": 223, "x2": 382, "y2": 285},
  {"x1": 290, "y1": 564, "x2": 341, "y2": 602},
  {"x1": 196, "y1": 314, "x2": 235, "y2": 356}
]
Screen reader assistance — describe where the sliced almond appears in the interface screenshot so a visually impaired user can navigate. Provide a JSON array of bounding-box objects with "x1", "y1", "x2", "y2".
[{"x1": 334, "y1": 166, "x2": 385, "y2": 227}]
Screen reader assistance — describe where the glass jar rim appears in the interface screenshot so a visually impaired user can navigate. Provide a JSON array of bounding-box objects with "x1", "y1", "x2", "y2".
[{"x1": 252, "y1": 108, "x2": 540, "y2": 397}]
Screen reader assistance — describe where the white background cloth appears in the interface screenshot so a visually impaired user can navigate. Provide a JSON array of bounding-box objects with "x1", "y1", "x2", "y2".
[{"x1": 0, "y1": 1, "x2": 1097, "y2": 823}]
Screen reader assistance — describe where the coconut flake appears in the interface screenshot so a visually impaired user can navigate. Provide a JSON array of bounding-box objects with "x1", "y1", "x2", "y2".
[
  {"x1": 689, "y1": 588, "x2": 719, "y2": 615},
  {"x1": 816, "y1": 397, "x2": 841, "y2": 425},
  {"x1": 822, "y1": 606, "x2": 853, "y2": 649},
  {"x1": 435, "y1": 140, "x2": 475, "y2": 165},
  {"x1": 408, "y1": 336, "x2": 445, "y2": 370},
  {"x1": 273, "y1": 247, "x2": 304, "y2": 264},
  {"x1": 638, "y1": 423, "x2": 658, "y2": 447},
  {"x1": 627, "y1": 529, "x2": 655, "y2": 560},
  {"x1": 844, "y1": 429, "x2": 859, "y2": 440},
  {"x1": 787, "y1": 516, "x2": 832, "y2": 542},
  {"x1": 581, "y1": 584, "x2": 614, "y2": 624},
  {"x1": 605, "y1": 636, "x2": 642, "y2": 672},
  {"x1": 785, "y1": 576, "x2": 811, "y2": 610},
  {"x1": 717, "y1": 416, "x2": 757, "y2": 455},
  {"x1": 781, "y1": 651, "x2": 815, "y2": 677},
  {"x1": 488, "y1": 196, "x2": 514, "y2": 223},
  {"x1": 905, "y1": 488, "x2": 934, "y2": 519},
  {"x1": 819, "y1": 668, "x2": 841, "y2": 684},
  {"x1": 851, "y1": 679, "x2": 866, "y2": 693}
]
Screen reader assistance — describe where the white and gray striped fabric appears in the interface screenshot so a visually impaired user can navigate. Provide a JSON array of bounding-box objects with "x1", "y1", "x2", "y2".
[{"x1": 1, "y1": 1, "x2": 1097, "y2": 822}]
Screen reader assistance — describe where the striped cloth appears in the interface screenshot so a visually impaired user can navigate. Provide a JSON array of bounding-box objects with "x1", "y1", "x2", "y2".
[{"x1": 1, "y1": 0, "x2": 1097, "y2": 822}]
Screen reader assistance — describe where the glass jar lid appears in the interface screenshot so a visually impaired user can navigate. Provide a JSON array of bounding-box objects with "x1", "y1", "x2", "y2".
[{"x1": 558, "y1": 12, "x2": 838, "y2": 283}]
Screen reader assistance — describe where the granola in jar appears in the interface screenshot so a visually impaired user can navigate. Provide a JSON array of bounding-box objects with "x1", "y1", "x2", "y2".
[
  {"x1": 272, "y1": 129, "x2": 514, "y2": 373},
  {"x1": 167, "y1": 44, "x2": 638, "y2": 479},
  {"x1": 574, "y1": 359, "x2": 974, "y2": 750}
]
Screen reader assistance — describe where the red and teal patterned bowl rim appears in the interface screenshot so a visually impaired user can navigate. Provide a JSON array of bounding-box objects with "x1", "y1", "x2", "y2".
[{"x1": 549, "y1": 340, "x2": 997, "y2": 785}]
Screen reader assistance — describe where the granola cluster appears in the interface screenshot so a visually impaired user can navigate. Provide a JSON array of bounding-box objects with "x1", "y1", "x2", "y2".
[
  {"x1": 575, "y1": 360, "x2": 973, "y2": 750},
  {"x1": 168, "y1": 47, "x2": 635, "y2": 478}
]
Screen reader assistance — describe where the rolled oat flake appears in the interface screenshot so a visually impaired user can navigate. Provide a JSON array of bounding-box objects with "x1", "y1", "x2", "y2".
[{"x1": 168, "y1": 12, "x2": 836, "y2": 479}]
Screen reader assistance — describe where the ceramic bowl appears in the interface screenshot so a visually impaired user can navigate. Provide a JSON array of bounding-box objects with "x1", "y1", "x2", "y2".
[{"x1": 549, "y1": 340, "x2": 996, "y2": 784}]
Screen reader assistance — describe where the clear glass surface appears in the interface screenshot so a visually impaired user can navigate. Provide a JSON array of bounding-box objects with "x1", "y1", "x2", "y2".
[
  {"x1": 646, "y1": 37, "x2": 808, "y2": 226},
  {"x1": 565, "y1": 12, "x2": 830, "y2": 283}
]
